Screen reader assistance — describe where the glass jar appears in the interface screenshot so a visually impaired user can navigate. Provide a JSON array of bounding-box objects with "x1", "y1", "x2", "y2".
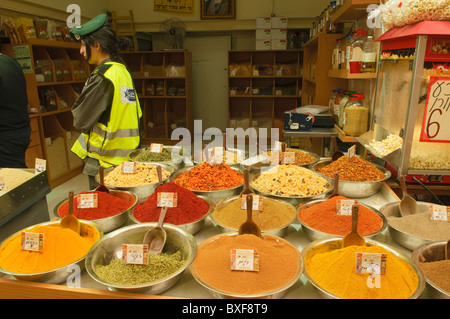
[
  {"x1": 332, "y1": 38, "x2": 342, "y2": 69},
  {"x1": 348, "y1": 30, "x2": 368, "y2": 73},
  {"x1": 333, "y1": 89, "x2": 345, "y2": 124},
  {"x1": 329, "y1": 89, "x2": 339, "y2": 116},
  {"x1": 340, "y1": 34, "x2": 351, "y2": 70},
  {"x1": 343, "y1": 94, "x2": 369, "y2": 136},
  {"x1": 361, "y1": 35, "x2": 377, "y2": 73},
  {"x1": 338, "y1": 91, "x2": 354, "y2": 128}
]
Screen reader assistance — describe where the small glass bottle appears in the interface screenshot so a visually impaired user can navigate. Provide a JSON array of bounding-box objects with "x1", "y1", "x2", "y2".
[
  {"x1": 340, "y1": 34, "x2": 351, "y2": 70},
  {"x1": 343, "y1": 94, "x2": 369, "y2": 136},
  {"x1": 329, "y1": 89, "x2": 339, "y2": 116},
  {"x1": 332, "y1": 38, "x2": 342, "y2": 69},
  {"x1": 361, "y1": 35, "x2": 377, "y2": 73},
  {"x1": 333, "y1": 89, "x2": 345, "y2": 124},
  {"x1": 338, "y1": 91, "x2": 354, "y2": 128},
  {"x1": 348, "y1": 29, "x2": 368, "y2": 73}
]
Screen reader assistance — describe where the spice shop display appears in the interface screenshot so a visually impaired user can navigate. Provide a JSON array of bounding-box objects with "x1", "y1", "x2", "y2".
[
  {"x1": 0, "y1": 220, "x2": 101, "y2": 284},
  {"x1": 250, "y1": 165, "x2": 331, "y2": 198},
  {"x1": 302, "y1": 238, "x2": 424, "y2": 299},
  {"x1": 132, "y1": 182, "x2": 211, "y2": 234},
  {"x1": 130, "y1": 146, "x2": 188, "y2": 169},
  {"x1": 298, "y1": 196, "x2": 386, "y2": 239},
  {"x1": 211, "y1": 196, "x2": 297, "y2": 236},
  {"x1": 190, "y1": 233, "x2": 302, "y2": 298},
  {"x1": 103, "y1": 163, "x2": 171, "y2": 187}
]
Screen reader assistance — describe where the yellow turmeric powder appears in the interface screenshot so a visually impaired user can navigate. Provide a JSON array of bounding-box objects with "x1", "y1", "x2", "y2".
[
  {"x1": 0, "y1": 224, "x2": 99, "y2": 274},
  {"x1": 305, "y1": 244, "x2": 419, "y2": 299}
]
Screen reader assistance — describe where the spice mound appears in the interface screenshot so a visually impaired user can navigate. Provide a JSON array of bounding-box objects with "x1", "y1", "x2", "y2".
[
  {"x1": 388, "y1": 213, "x2": 450, "y2": 241},
  {"x1": 305, "y1": 243, "x2": 419, "y2": 299},
  {"x1": 419, "y1": 260, "x2": 450, "y2": 294},
  {"x1": 58, "y1": 191, "x2": 133, "y2": 220},
  {"x1": 250, "y1": 165, "x2": 330, "y2": 197},
  {"x1": 316, "y1": 156, "x2": 386, "y2": 182},
  {"x1": 173, "y1": 162, "x2": 244, "y2": 191},
  {"x1": 131, "y1": 147, "x2": 184, "y2": 163},
  {"x1": 298, "y1": 196, "x2": 383, "y2": 236},
  {"x1": 213, "y1": 196, "x2": 296, "y2": 231},
  {"x1": 133, "y1": 182, "x2": 210, "y2": 224},
  {"x1": 104, "y1": 163, "x2": 171, "y2": 187},
  {"x1": 95, "y1": 250, "x2": 186, "y2": 286},
  {"x1": 264, "y1": 148, "x2": 317, "y2": 165},
  {"x1": 192, "y1": 234, "x2": 300, "y2": 296},
  {"x1": 0, "y1": 224, "x2": 99, "y2": 274},
  {"x1": 0, "y1": 168, "x2": 36, "y2": 196}
]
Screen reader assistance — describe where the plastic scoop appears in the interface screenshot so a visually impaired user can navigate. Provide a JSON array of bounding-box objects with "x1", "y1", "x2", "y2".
[
  {"x1": 95, "y1": 166, "x2": 110, "y2": 193},
  {"x1": 342, "y1": 204, "x2": 366, "y2": 247},
  {"x1": 238, "y1": 194, "x2": 262, "y2": 238},
  {"x1": 60, "y1": 190, "x2": 80, "y2": 234},
  {"x1": 143, "y1": 206, "x2": 168, "y2": 255},
  {"x1": 156, "y1": 165, "x2": 163, "y2": 188},
  {"x1": 328, "y1": 172, "x2": 339, "y2": 199},
  {"x1": 332, "y1": 136, "x2": 344, "y2": 161},
  {"x1": 399, "y1": 175, "x2": 418, "y2": 217}
]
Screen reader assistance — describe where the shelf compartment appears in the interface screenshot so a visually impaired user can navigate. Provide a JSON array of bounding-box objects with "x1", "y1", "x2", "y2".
[
  {"x1": 229, "y1": 78, "x2": 251, "y2": 96},
  {"x1": 229, "y1": 98, "x2": 251, "y2": 129},
  {"x1": 56, "y1": 112, "x2": 83, "y2": 170},
  {"x1": 144, "y1": 99, "x2": 167, "y2": 139},
  {"x1": 167, "y1": 99, "x2": 187, "y2": 137},
  {"x1": 41, "y1": 115, "x2": 69, "y2": 180},
  {"x1": 251, "y1": 98, "x2": 273, "y2": 129}
]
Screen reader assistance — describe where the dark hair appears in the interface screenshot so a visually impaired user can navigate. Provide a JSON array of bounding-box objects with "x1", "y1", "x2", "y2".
[{"x1": 82, "y1": 24, "x2": 131, "y2": 63}]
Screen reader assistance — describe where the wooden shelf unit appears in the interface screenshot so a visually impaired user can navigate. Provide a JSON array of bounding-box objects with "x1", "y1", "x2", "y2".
[
  {"x1": 331, "y1": 0, "x2": 380, "y2": 24},
  {"x1": 227, "y1": 50, "x2": 304, "y2": 139},
  {"x1": 120, "y1": 50, "x2": 193, "y2": 146},
  {"x1": 4, "y1": 39, "x2": 88, "y2": 188},
  {"x1": 328, "y1": 69, "x2": 377, "y2": 79}
]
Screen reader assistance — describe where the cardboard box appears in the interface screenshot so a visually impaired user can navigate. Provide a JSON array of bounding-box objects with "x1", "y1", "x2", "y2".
[
  {"x1": 271, "y1": 28, "x2": 287, "y2": 40},
  {"x1": 256, "y1": 29, "x2": 271, "y2": 40},
  {"x1": 256, "y1": 39, "x2": 271, "y2": 50},
  {"x1": 256, "y1": 17, "x2": 272, "y2": 29},
  {"x1": 271, "y1": 16, "x2": 288, "y2": 29},
  {"x1": 271, "y1": 39, "x2": 287, "y2": 50}
]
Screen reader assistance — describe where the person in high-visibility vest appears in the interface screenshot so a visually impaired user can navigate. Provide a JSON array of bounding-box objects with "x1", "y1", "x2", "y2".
[{"x1": 70, "y1": 14, "x2": 142, "y2": 189}]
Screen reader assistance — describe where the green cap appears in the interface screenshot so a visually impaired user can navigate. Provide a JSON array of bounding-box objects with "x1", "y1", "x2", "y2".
[{"x1": 70, "y1": 13, "x2": 109, "y2": 40}]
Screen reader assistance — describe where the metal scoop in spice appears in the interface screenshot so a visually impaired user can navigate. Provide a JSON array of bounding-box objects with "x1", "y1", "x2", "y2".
[
  {"x1": 342, "y1": 204, "x2": 365, "y2": 247},
  {"x1": 143, "y1": 206, "x2": 168, "y2": 255},
  {"x1": 399, "y1": 175, "x2": 418, "y2": 217},
  {"x1": 60, "y1": 190, "x2": 80, "y2": 234},
  {"x1": 95, "y1": 166, "x2": 110, "y2": 193},
  {"x1": 238, "y1": 194, "x2": 262, "y2": 238}
]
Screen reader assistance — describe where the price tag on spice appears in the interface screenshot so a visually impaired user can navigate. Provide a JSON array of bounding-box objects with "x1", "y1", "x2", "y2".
[
  {"x1": 121, "y1": 162, "x2": 136, "y2": 174},
  {"x1": 429, "y1": 204, "x2": 450, "y2": 221},
  {"x1": 230, "y1": 249, "x2": 259, "y2": 272},
  {"x1": 150, "y1": 143, "x2": 163, "y2": 153},
  {"x1": 0, "y1": 176, "x2": 6, "y2": 192},
  {"x1": 209, "y1": 147, "x2": 224, "y2": 164},
  {"x1": 157, "y1": 192, "x2": 178, "y2": 207},
  {"x1": 337, "y1": 199, "x2": 357, "y2": 215},
  {"x1": 122, "y1": 244, "x2": 149, "y2": 265},
  {"x1": 269, "y1": 150, "x2": 281, "y2": 164},
  {"x1": 348, "y1": 145, "x2": 356, "y2": 158},
  {"x1": 35, "y1": 158, "x2": 47, "y2": 173},
  {"x1": 273, "y1": 141, "x2": 283, "y2": 151},
  {"x1": 355, "y1": 252, "x2": 387, "y2": 275},
  {"x1": 77, "y1": 193, "x2": 98, "y2": 209},
  {"x1": 21, "y1": 232, "x2": 44, "y2": 252},
  {"x1": 241, "y1": 195, "x2": 264, "y2": 211},
  {"x1": 282, "y1": 152, "x2": 296, "y2": 164}
]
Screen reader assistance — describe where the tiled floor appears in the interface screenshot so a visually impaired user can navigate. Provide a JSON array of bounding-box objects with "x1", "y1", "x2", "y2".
[{"x1": 46, "y1": 173, "x2": 89, "y2": 216}]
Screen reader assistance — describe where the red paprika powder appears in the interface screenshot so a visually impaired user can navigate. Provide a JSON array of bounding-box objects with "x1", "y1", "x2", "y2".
[
  {"x1": 298, "y1": 195, "x2": 383, "y2": 236},
  {"x1": 132, "y1": 182, "x2": 210, "y2": 224},
  {"x1": 58, "y1": 191, "x2": 133, "y2": 220}
]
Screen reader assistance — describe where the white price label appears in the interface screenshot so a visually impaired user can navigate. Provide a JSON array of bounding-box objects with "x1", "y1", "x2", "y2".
[
  {"x1": 269, "y1": 150, "x2": 281, "y2": 164},
  {"x1": 241, "y1": 195, "x2": 264, "y2": 211},
  {"x1": 209, "y1": 147, "x2": 224, "y2": 164},
  {"x1": 77, "y1": 193, "x2": 98, "y2": 209},
  {"x1": 157, "y1": 192, "x2": 178, "y2": 207},
  {"x1": 150, "y1": 143, "x2": 163, "y2": 153},
  {"x1": 356, "y1": 252, "x2": 387, "y2": 275},
  {"x1": 230, "y1": 249, "x2": 259, "y2": 272},
  {"x1": 21, "y1": 232, "x2": 44, "y2": 252},
  {"x1": 35, "y1": 158, "x2": 47, "y2": 173},
  {"x1": 121, "y1": 162, "x2": 136, "y2": 174},
  {"x1": 348, "y1": 145, "x2": 356, "y2": 158},
  {"x1": 282, "y1": 152, "x2": 296, "y2": 164},
  {"x1": 273, "y1": 141, "x2": 283, "y2": 151},
  {"x1": 122, "y1": 244, "x2": 149, "y2": 265},
  {"x1": 429, "y1": 205, "x2": 450, "y2": 221},
  {"x1": 337, "y1": 199, "x2": 357, "y2": 215}
]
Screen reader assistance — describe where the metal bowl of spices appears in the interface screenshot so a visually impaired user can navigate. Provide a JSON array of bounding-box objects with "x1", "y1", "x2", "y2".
[
  {"x1": 192, "y1": 147, "x2": 247, "y2": 167},
  {"x1": 312, "y1": 159, "x2": 391, "y2": 198},
  {"x1": 259, "y1": 148, "x2": 320, "y2": 168},
  {"x1": 129, "y1": 146, "x2": 190, "y2": 170},
  {"x1": 297, "y1": 199, "x2": 388, "y2": 242},
  {"x1": 96, "y1": 162, "x2": 176, "y2": 202},
  {"x1": 411, "y1": 241, "x2": 450, "y2": 299},
  {"x1": 170, "y1": 165, "x2": 244, "y2": 204},
  {"x1": 380, "y1": 201, "x2": 447, "y2": 251},
  {"x1": 53, "y1": 190, "x2": 138, "y2": 233},
  {"x1": 85, "y1": 223, "x2": 196, "y2": 294},
  {"x1": 301, "y1": 237, "x2": 426, "y2": 299},
  {"x1": 190, "y1": 232, "x2": 303, "y2": 299},
  {"x1": 249, "y1": 165, "x2": 333, "y2": 206},
  {"x1": 0, "y1": 220, "x2": 102, "y2": 285},
  {"x1": 130, "y1": 195, "x2": 214, "y2": 235},
  {"x1": 210, "y1": 195, "x2": 298, "y2": 237}
]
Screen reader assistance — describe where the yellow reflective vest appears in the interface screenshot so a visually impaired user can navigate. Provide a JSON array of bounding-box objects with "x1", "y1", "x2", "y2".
[{"x1": 71, "y1": 61, "x2": 142, "y2": 168}]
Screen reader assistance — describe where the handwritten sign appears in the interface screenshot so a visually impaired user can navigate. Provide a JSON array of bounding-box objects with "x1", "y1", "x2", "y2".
[
  {"x1": 420, "y1": 76, "x2": 450, "y2": 143},
  {"x1": 230, "y1": 249, "x2": 259, "y2": 272},
  {"x1": 154, "y1": 0, "x2": 193, "y2": 13},
  {"x1": 122, "y1": 244, "x2": 149, "y2": 265}
]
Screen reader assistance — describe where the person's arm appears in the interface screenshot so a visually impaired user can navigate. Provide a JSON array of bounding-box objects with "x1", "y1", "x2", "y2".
[{"x1": 72, "y1": 74, "x2": 114, "y2": 134}]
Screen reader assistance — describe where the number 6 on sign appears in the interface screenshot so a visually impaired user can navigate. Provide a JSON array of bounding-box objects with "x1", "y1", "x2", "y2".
[{"x1": 420, "y1": 76, "x2": 450, "y2": 143}]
